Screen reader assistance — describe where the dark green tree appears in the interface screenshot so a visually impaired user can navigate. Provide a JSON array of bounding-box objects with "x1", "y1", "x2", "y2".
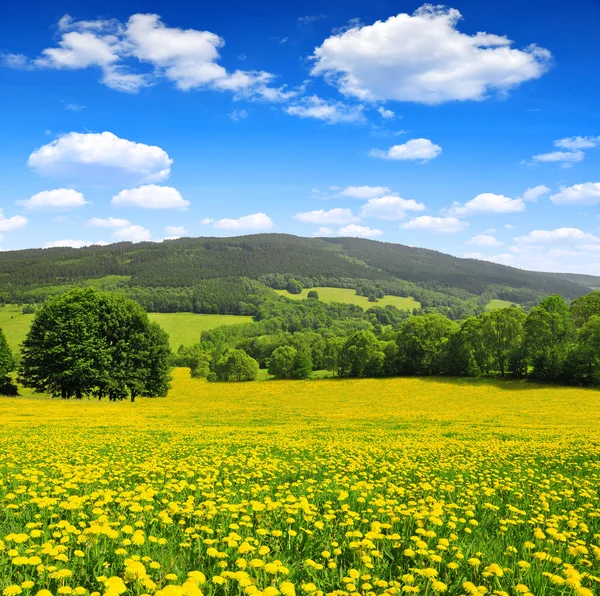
[
  {"x1": 340, "y1": 330, "x2": 385, "y2": 377},
  {"x1": 19, "y1": 288, "x2": 171, "y2": 400},
  {"x1": 213, "y1": 349, "x2": 259, "y2": 381},
  {"x1": 394, "y1": 314, "x2": 458, "y2": 375},
  {"x1": 571, "y1": 292, "x2": 600, "y2": 327},
  {"x1": 0, "y1": 329, "x2": 16, "y2": 395},
  {"x1": 287, "y1": 280, "x2": 303, "y2": 295},
  {"x1": 307, "y1": 290, "x2": 319, "y2": 300},
  {"x1": 569, "y1": 315, "x2": 600, "y2": 385},
  {"x1": 523, "y1": 295, "x2": 574, "y2": 381},
  {"x1": 268, "y1": 346, "x2": 297, "y2": 379}
]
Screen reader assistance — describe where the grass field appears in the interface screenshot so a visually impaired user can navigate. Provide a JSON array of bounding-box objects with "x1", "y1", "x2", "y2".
[
  {"x1": 1, "y1": 370, "x2": 599, "y2": 595},
  {"x1": 0, "y1": 306, "x2": 253, "y2": 352},
  {"x1": 148, "y1": 313, "x2": 253, "y2": 349},
  {"x1": 0, "y1": 305, "x2": 35, "y2": 352},
  {"x1": 275, "y1": 287, "x2": 420, "y2": 310},
  {"x1": 485, "y1": 299, "x2": 518, "y2": 311}
]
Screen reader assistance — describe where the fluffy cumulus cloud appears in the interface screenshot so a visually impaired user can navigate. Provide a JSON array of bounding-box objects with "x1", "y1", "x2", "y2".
[
  {"x1": 310, "y1": 5, "x2": 551, "y2": 104},
  {"x1": 530, "y1": 136, "x2": 600, "y2": 165},
  {"x1": 294, "y1": 208, "x2": 359, "y2": 225},
  {"x1": 28, "y1": 132, "x2": 173, "y2": 185},
  {"x1": 18, "y1": 188, "x2": 88, "y2": 210},
  {"x1": 285, "y1": 96, "x2": 364, "y2": 124},
  {"x1": 550, "y1": 182, "x2": 600, "y2": 205},
  {"x1": 338, "y1": 185, "x2": 390, "y2": 199},
  {"x1": 212, "y1": 213, "x2": 273, "y2": 230},
  {"x1": 44, "y1": 239, "x2": 108, "y2": 249},
  {"x1": 0, "y1": 210, "x2": 28, "y2": 232},
  {"x1": 514, "y1": 227, "x2": 600, "y2": 246},
  {"x1": 448, "y1": 193, "x2": 525, "y2": 216},
  {"x1": 112, "y1": 224, "x2": 152, "y2": 242},
  {"x1": 336, "y1": 224, "x2": 382, "y2": 239},
  {"x1": 532, "y1": 149, "x2": 584, "y2": 164},
  {"x1": 164, "y1": 225, "x2": 188, "y2": 236},
  {"x1": 554, "y1": 136, "x2": 600, "y2": 150},
  {"x1": 466, "y1": 234, "x2": 503, "y2": 247},
  {"x1": 401, "y1": 216, "x2": 468, "y2": 234},
  {"x1": 521, "y1": 184, "x2": 550, "y2": 202},
  {"x1": 482, "y1": 226, "x2": 600, "y2": 274},
  {"x1": 112, "y1": 185, "x2": 189, "y2": 210},
  {"x1": 370, "y1": 139, "x2": 441, "y2": 161},
  {"x1": 5, "y1": 14, "x2": 292, "y2": 100},
  {"x1": 88, "y1": 217, "x2": 131, "y2": 228},
  {"x1": 360, "y1": 195, "x2": 425, "y2": 220}
]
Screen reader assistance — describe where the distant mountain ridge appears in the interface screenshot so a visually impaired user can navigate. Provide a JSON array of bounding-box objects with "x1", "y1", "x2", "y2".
[{"x1": 0, "y1": 233, "x2": 592, "y2": 301}]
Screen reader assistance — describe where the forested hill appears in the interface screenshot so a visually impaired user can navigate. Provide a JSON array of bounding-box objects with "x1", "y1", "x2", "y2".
[{"x1": 0, "y1": 234, "x2": 591, "y2": 301}]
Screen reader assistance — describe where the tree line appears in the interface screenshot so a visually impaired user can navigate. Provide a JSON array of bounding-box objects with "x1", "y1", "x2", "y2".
[{"x1": 174, "y1": 292, "x2": 600, "y2": 386}]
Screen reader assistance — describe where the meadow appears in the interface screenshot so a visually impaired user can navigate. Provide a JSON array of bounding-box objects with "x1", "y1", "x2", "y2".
[
  {"x1": 0, "y1": 306, "x2": 252, "y2": 352},
  {"x1": 274, "y1": 288, "x2": 420, "y2": 311},
  {"x1": 1, "y1": 370, "x2": 599, "y2": 596}
]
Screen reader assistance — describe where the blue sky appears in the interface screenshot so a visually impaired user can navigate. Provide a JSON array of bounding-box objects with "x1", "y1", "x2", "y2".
[{"x1": 1, "y1": 0, "x2": 600, "y2": 273}]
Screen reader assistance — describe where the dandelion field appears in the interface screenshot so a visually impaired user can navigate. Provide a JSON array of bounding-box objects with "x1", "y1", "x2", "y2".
[{"x1": 1, "y1": 370, "x2": 599, "y2": 596}]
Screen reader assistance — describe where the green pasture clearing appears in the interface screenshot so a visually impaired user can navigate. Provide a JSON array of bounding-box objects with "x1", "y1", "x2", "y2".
[
  {"x1": 0, "y1": 305, "x2": 35, "y2": 353},
  {"x1": 0, "y1": 306, "x2": 253, "y2": 353},
  {"x1": 148, "y1": 313, "x2": 253, "y2": 349},
  {"x1": 275, "y1": 287, "x2": 420, "y2": 310},
  {"x1": 485, "y1": 299, "x2": 518, "y2": 311}
]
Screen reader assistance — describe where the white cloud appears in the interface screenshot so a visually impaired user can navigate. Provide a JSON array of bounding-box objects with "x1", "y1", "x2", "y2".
[
  {"x1": 337, "y1": 224, "x2": 382, "y2": 238},
  {"x1": 521, "y1": 184, "x2": 550, "y2": 202},
  {"x1": 64, "y1": 103, "x2": 86, "y2": 111},
  {"x1": 112, "y1": 224, "x2": 152, "y2": 243},
  {"x1": 0, "y1": 211, "x2": 28, "y2": 232},
  {"x1": 505, "y1": 224, "x2": 516, "y2": 229},
  {"x1": 514, "y1": 227, "x2": 600, "y2": 246},
  {"x1": 338, "y1": 185, "x2": 390, "y2": 199},
  {"x1": 44, "y1": 239, "x2": 108, "y2": 249},
  {"x1": 286, "y1": 95, "x2": 364, "y2": 124},
  {"x1": 200, "y1": 217, "x2": 214, "y2": 225},
  {"x1": 165, "y1": 225, "x2": 188, "y2": 236},
  {"x1": 448, "y1": 193, "x2": 525, "y2": 217},
  {"x1": 312, "y1": 227, "x2": 335, "y2": 237},
  {"x1": 112, "y1": 185, "x2": 189, "y2": 210},
  {"x1": 10, "y1": 13, "x2": 291, "y2": 100},
  {"x1": 18, "y1": 188, "x2": 88, "y2": 211},
  {"x1": 377, "y1": 107, "x2": 395, "y2": 119},
  {"x1": 298, "y1": 15, "x2": 326, "y2": 25},
  {"x1": 466, "y1": 234, "x2": 503, "y2": 247},
  {"x1": 401, "y1": 216, "x2": 468, "y2": 234},
  {"x1": 554, "y1": 136, "x2": 600, "y2": 150},
  {"x1": 229, "y1": 109, "x2": 248, "y2": 121},
  {"x1": 88, "y1": 217, "x2": 131, "y2": 228},
  {"x1": 294, "y1": 208, "x2": 359, "y2": 225},
  {"x1": 213, "y1": 213, "x2": 273, "y2": 230},
  {"x1": 550, "y1": 182, "x2": 600, "y2": 205},
  {"x1": 360, "y1": 195, "x2": 425, "y2": 220},
  {"x1": 28, "y1": 132, "x2": 173, "y2": 185},
  {"x1": 311, "y1": 5, "x2": 550, "y2": 104},
  {"x1": 370, "y1": 138, "x2": 441, "y2": 161},
  {"x1": 532, "y1": 150, "x2": 584, "y2": 163}
]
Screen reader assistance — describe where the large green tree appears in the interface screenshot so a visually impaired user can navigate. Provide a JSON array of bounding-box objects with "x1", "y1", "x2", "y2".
[
  {"x1": 394, "y1": 314, "x2": 459, "y2": 375},
  {"x1": 340, "y1": 330, "x2": 385, "y2": 377},
  {"x1": 523, "y1": 295, "x2": 574, "y2": 381},
  {"x1": 0, "y1": 329, "x2": 16, "y2": 395},
  {"x1": 213, "y1": 349, "x2": 259, "y2": 381},
  {"x1": 20, "y1": 288, "x2": 171, "y2": 400}
]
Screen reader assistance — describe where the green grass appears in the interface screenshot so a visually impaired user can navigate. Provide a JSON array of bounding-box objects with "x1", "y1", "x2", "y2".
[
  {"x1": 275, "y1": 287, "x2": 420, "y2": 310},
  {"x1": 148, "y1": 313, "x2": 253, "y2": 349},
  {"x1": 0, "y1": 305, "x2": 35, "y2": 353},
  {"x1": 0, "y1": 306, "x2": 253, "y2": 353},
  {"x1": 485, "y1": 299, "x2": 518, "y2": 311}
]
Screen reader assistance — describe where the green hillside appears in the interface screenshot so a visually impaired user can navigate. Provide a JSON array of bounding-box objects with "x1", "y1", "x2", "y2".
[
  {"x1": 0, "y1": 306, "x2": 34, "y2": 353},
  {"x1": 0, "y1": 234, "x2": 589, "y2": 298},
  {"x1": 275, "y1": 287, "x2": 420, "y2": 310}
]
